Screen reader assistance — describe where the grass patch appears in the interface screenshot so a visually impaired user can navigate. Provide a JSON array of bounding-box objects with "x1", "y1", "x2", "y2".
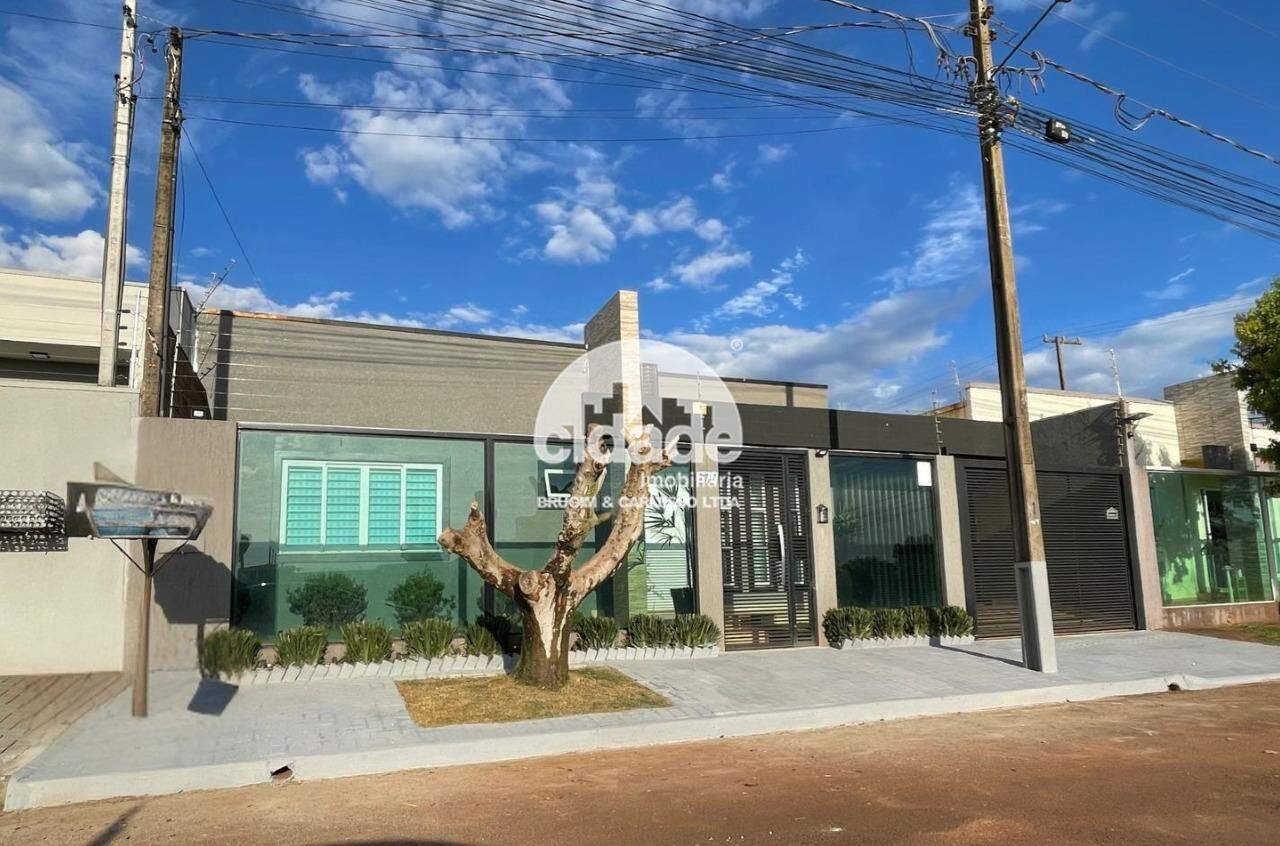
[
  {"x1": 1179, "y1": 623, "x2": 1280, "y2": 646},
  {"x1": 395, "y1": 667, "x2": 669, "y2": 728}
]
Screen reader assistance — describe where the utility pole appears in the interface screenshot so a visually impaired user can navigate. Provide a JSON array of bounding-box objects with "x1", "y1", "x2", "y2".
[
  {"x1": 967, "y1": 0, "x2": 1056, "y2": 672},
  {"x1": 139, "y1": 28, "x2": 183, "y2": 417},
  {"x1": 97, "y1": 1, "x2": 139, "y2": 387},
  {"x1": 1042, "y1": 334, "x2": 1082, "y2": 391}
]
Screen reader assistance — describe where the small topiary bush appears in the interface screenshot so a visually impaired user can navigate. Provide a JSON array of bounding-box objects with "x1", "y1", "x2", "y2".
[
  {"x1": 938, "y1": 605, "x2": 974, "y2": 637},
  {"x1": 464, "y1": 622, "x2": 501, "y2": 656},
  {"x1": 287, "y1": 572, "x2": 367, "y2": 630},
  {"x1": 670, "y1": 613, "x2": 720, "y2": 648},
  {"x1": 628, "y1": 613, "x2": 672, "y2": 648},
  {"x1": 200, "y1": 628, "x2": 260, "y2": 677},
  {"x1": 872, "y1": 607, "x2": 908, "y2": 639},
  {"x1": 573, "y1": 613, "x2": 620, "y2": 650},
  {"x1": 401, "y1": 618, "x2": 457, "y2": 659},
  {"x1": 904, "y1": 605, "x2": 931, "y2": 637},
  {"x1": 387, "y1": 571, "x2": 455, "y2": 627},
  {"x1": 273, "y1": 625, "x2": 328, "y2": 666},
  {"x1": 340, "y1": 620, "x2": 393, "y2": 663}
]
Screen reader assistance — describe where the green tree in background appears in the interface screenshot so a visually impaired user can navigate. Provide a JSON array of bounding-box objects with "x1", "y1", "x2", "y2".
[{"x1": 1217, "y1": 277, "x2": 1280, "y2": 465}]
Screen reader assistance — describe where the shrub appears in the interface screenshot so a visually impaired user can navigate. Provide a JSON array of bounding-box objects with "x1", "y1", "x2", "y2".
[
  {"x1": 670, "y1": 613, "x2": 720, "y2": 648},
  {"x1": 273, "y1": 625, "x2": 328, "y2": 666},
  {"x1": 475, "y1": 611, "x2": 515, "y2": 646},
  {"x1": 340, "y1": 620, "x2": 393, "y2": 663},
  {"x1": 822, "y1": 607, "x2": 853, "y2": 644},
  {"x1": 904, "y1": 605, "x2": 931, "y2": 637},
  {"x1": 401, "y1": 618, "x2": 457, "y2": 659},
  {"x1": 200, "y1": 628, "x2": 260, "y2": 677},
  {"x1": 628, "y1": 613, "x2": 671, "y2": 648},
  {"x1": 287, "y1": 572, "x2": 366, "y2": 630},
  {"x1": 573, "y1": 613, "x2": 620, "y2": 650},
  {"x1": 386, "y1": 571, "x2": 455, "y2": 627},
  {"x1": 464, "y1": 622, "x2": 502, "y2": 656},
  {"x1": 873, "y1": 607, "x2": 908, "y2": 639},
  {"x1": 938, "y1": 605, "x2": 974, "y2": 637}
]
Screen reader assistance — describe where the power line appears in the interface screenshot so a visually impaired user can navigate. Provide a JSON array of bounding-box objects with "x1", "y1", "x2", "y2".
[
  {"x1": 1191, "y1": 0, "x2": 1279, "y2": 40},
  {"x1": 184, "y1": 113, "x2": 865, "y2": 142},
  {"x1": 182, "y1": 132, "x2": 262, "y2": 285}
]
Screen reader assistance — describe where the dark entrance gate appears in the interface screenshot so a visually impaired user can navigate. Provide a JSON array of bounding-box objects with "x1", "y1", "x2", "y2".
[
  {"x1": 959, "y1": 460, "x2": 1137, "y2": 638},
  {"x1": 719, "y1": 450, "x2": 816, "y2": 650}
]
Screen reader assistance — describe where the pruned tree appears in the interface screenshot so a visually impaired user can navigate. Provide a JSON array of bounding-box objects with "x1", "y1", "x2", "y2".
[{"x1": 437, "y1": 427, "x2": 671, "y2": 689}]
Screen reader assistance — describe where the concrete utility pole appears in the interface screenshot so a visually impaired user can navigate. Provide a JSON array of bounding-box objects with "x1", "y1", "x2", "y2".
[
  {"x1": 967, "y1": 0, "x2": 1057, "y2": 672},
  {"x1": 139, "y1": 29, "x2": 183, "y2": 418},
  {"x1": 97, "y1": 1, "x2": 139, "y2": 387},
  {"x1": 1042, "y1": 334, "x2": 1082, "y2": 391}
]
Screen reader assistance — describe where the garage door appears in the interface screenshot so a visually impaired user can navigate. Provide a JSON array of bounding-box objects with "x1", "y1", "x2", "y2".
[{"x1": 961, "y1": 463, "x2": 1137, "y2": 638}]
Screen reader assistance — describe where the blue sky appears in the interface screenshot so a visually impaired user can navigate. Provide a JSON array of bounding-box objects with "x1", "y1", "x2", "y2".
[{"x1": 1, "y1": 0, "x2": 1277, "y2": 410}]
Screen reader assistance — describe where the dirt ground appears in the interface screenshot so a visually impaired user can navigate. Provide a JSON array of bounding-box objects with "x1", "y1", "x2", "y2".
[{"x1": 5, "y1": 682, "x2": 1280, "y2": 846}]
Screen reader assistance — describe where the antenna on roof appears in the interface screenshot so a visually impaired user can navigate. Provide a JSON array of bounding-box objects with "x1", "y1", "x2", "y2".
[{"x1": 1108, "y1": 348, "x2": 1124, "y2": 399}]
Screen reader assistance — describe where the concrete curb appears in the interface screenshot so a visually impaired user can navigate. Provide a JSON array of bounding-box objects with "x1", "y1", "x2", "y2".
[
  {"x1": 10, "y1": 668, "x2": 1276, "y2": 811},
  {"x1": 219, "y1": 646, "x2": 720, "y2": 686}
]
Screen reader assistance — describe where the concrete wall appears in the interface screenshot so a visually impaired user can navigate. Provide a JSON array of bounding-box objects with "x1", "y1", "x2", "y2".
[
  {"x1": 1123, "y1": 437, "x2": 1164, "y2": 631},
  {"x1": 806, "y1": 451, "x2": 837, "y2": 645},
  {"x1": 693, "y1": 458, "x2": 725, "y2": 649},
  {"x1": 1162, "y1": 601, "x2": 1280, "y2": 628},
  {"x1": 130, "y1": 418, "x2": 238, "y2": 670},
  {"x1": 0, "y1": 380, "x2": 139, "y2": 674},
  {"x1": 197, "y1": 311, "x2": 586, "y2": 435},
  {"x1": 964, "y1": 383, "x2": 1180, "y2": 467},
  {"x1": 933, "y1": 455, "x2": 967, "y2": 610}
]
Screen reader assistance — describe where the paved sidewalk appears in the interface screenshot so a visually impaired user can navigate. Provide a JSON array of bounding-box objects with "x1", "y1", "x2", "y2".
[{"x1": 7, "y1": 631, "x2": 1280, "y2": 811}]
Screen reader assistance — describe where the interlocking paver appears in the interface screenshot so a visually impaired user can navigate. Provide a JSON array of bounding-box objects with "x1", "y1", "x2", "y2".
[{"x1": 9, "y1": 632, "x2": 1280, "y2": 811}]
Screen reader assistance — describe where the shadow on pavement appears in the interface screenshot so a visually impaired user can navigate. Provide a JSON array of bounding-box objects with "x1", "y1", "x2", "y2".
[
  {"x1": 187, "y1": 679, "x2": 239, "y2": 716},
  {"x1": 935, "y1": 645, "x2": 1027, "y2": 669}
]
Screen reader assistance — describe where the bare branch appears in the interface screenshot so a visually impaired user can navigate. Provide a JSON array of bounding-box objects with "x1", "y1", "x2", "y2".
[
  {"x1": 570, "y1": 430, "x2": 672, "y2": 599},
  {"x1": 437, "y1": 502, "x2": 524, "y2": 597},
  {"x1": 545, "y1": 428, "x2": 612, "y2": 581}
]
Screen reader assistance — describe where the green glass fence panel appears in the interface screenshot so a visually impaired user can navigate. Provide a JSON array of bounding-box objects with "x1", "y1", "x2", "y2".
[
  {"x1": 830, "y1": 456, "x2": 941, "y2": 608},
  {"x1": 234, "y1": 432, "x2": 486, "y2": 640},
  {"x1": 367, "y1": 468, "x2": 402, "y2": 546},
  {"x1": 1149, "y1": 471, "x2": 1274, "y2": 606},
  {"x1": 626, "y1": 468, "x2": 695, "y2": 618}
]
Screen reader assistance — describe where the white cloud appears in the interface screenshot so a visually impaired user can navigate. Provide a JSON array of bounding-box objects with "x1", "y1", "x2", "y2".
[
  {"x1": 1024, "y1": 282, "x2": 1266, "y2": 397},
  {"x1": 756, "y1": 143, "x2": 793, "y2": 165},
  {"x1": 0, "y1": 228, "x2": 143, "y2": 278},
  {"x1": 715, "y1": 249, "x2": 808, "y2": 318},
  {"x1": 1146, "y1": 268, "x2": 1196, "y2": 301},
  {"x1": 710, "y1": 161, "x2": 737, "y2": 192},
  {"x1": 544, "y1": 206, "x2": 616, "y2": 264},
  {"x1": 646, "y1": 276, "x2": 675, "y2": 292},
  {"x1": 662, "y1": 285, "x2": 970, "y2": 407},
  {"x1": 0, "y1": 80, "x2": 99, "y2": 221},
  {"x1": 878, "y1": 183, "x2": 985, "y2": 291},
  {"x1": 297, "y1": 61, "x2": 566, "y2": 226},
  {"x1": 672, "y1": 247, "x2": 752, "y2": 289}
]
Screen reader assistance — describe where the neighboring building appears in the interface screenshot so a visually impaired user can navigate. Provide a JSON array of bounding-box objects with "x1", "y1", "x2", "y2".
[
  {"x1": 1164, "y1": 372, "x2": 1277, "y2": 472},
  {"x1": 2, "y1": 268, "x2": 1278, "y2": 676},
  {"x1": 932, "y1": 381, "x2": 1181, "y2": 467}
]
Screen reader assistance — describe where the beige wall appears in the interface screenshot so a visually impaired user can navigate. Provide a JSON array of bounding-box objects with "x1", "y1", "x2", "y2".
[
  {"x1": 807, "y1": 451, "x2": 837, "y2": 645},
  {"x1": 1163, "y1": 372, "x2": 1265, "y2": 470},
  {"x1": 130, "y1": 418, "x2": 238, "y2": 670},
  {"x1": 0, "y1": 380, "x2": 139, "y2": 674},
  {"x1": 963, "y1": 383, "x2": 1180, "y2": 467}
]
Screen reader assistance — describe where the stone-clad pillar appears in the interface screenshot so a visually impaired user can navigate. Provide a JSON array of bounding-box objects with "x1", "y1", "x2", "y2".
[{"x1": 807, "y1": 450, "x2": 838, "y2": 645}]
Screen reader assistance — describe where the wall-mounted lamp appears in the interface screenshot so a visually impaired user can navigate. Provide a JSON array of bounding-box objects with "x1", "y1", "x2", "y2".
[
  {"x1": 815, "y1": 449, "x2": 829, "y2": 458},
  {"x1": 816, "y1": 504, "x2": 829, "y2": 524}
]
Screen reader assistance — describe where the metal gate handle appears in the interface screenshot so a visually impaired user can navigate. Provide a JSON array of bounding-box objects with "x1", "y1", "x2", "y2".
[{"x1": 776, "y1": 522, "x2": 786, "y2": 566}]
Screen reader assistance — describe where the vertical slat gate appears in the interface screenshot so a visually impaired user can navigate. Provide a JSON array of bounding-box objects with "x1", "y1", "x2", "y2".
[
  {"x1": 961, "y1": 462, "x2": 1137, "y2": 638},
  {"x1": 720, "y1": 451, "x2": 815, "y2": 649}
]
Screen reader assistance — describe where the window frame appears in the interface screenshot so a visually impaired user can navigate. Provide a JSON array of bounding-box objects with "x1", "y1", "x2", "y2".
[{"x1": 278, "y1": 459, "x2": 444, "y2": 551}]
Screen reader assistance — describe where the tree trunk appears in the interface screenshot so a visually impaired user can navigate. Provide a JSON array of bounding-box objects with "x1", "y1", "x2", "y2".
[{"x1": 511, "y1": 576, "x2": 575, "y2": 689}]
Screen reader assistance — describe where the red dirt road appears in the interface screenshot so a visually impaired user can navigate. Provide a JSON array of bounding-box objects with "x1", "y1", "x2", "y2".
[{"x1": 4, "y1": 682, "x2": 1280, "y2": 845}]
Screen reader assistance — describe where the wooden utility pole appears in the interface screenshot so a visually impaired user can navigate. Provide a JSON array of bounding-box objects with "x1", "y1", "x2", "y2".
[
  {"x1": 1042, "y1": 334, "x2": 1082, "y2": 391},
  {"x1": 967, "y1": 0, "x2": 1056, "y2": 672},
  {"x1": 139, "y1": 29, "x2": 183, "y2": 417},
  {"x1": 97, "y1": 1, "x2": 139, "y2": 387}
]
